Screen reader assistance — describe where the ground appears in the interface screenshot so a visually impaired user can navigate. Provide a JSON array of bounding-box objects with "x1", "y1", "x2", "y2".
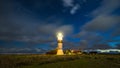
[{"x1": 0, "y1": 54, "x2": 120, "y2": 68}]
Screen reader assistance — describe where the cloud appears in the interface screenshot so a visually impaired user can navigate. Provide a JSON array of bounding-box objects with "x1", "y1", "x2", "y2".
[
  {"x1": 80, "y1": 0, "x2": 120, "y2": 39},
  {"x1": 74, "y1": 30, "x2": 104, "y2": 48},
  {"x1": 91, "y1": 0, "x2": 120, "y2": 16},
  {"x1": 0, "y1": 21, "x2": 73, "y2": 43},
  {"x1": 82, "y1": 15, "x2": 120, "y2": 32},
  {"x1": 38, "y1": 24, "x2": 73, "y2": 37},
  {"x1": 74, "y1": 30, "x2": 103, "y2": 40},
  {"x1": 83, "y1": 0, "x2": 120, "y2": 33},
  {"x1": 62, "y1": 0, "x2": 74, "y2": 7},
  {"x1": 92, "y1": 44, "x2": 112, "y2": 49},
  {"x1": 56, "y1": 25, "x2": 73, "y2": 36},
  {"x1": 70, "y1": 4, "x2": 80, "y2": 15},
  {"x1": 0, "y1": 48, "x2": 47, "y2": 53},
  {"x1": 76, "y1": 0, "x2": 120, "y2": 49},
  {"x1": 0, "y1": 0, "x2": 74, "y2": 43},
  {"x1": 62, "y1": 0, "x2": 80, "y2": 14}
]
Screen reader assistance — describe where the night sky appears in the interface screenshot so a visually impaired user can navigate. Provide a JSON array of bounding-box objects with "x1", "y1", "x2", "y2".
[{"x1": 0, "y1": 0, "x2": 120, "y2": 53}]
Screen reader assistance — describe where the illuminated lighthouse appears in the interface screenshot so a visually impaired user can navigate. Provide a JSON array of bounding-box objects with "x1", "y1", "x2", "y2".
[{"x1": 56, "y1": 32, "x2": 64, "y2": 55}]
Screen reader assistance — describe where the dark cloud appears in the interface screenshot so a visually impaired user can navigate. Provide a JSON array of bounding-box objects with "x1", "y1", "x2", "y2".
[
  {"x1": 0, "y1": 0, "x2": 73, "y2": 43},
  {"x1": 92, "y1": 44, "x2": 112, "y2": 49},
  {"x1": 0, "y1": 47, "x2": 48, "y2": 54},
  {"x1": 0, "y1": 22, "x2": 73, "y2": 43},
  {"x1": 91, "y1": 0, "x2": 120, "y2": 16},
  {"x1": 82, "y1": 15, "x2": 120, "y2": 32}
]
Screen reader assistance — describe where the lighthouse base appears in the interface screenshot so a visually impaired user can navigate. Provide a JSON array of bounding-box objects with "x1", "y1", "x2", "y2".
[{"x1": 57, "y1": 49, "x2": 64, "y2": 55}]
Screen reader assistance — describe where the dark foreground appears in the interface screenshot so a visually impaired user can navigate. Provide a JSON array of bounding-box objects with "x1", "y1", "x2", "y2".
[{"x1": 0, "y1": 54, "x2": 120, "y2": 68}]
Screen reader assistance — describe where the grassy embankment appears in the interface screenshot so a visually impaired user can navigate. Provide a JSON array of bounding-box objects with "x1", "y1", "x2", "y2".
[{"x1": 0, "y1": 54, "x2": 120, "y2": 68}]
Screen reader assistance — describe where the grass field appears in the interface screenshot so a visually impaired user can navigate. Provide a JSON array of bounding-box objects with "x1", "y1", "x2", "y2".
[{"x1": 0, "y1": 54, "x2": 120, "y2": 68}]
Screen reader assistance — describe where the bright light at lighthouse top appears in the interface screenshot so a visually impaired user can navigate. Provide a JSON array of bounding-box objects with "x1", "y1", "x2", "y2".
[{"x1": 57, "y1": 32, "x2": 63, "y2": 40}]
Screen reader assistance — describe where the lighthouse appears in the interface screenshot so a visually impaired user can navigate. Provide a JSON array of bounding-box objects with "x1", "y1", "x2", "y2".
[{"x1": 56, "y1": 32, "x2": 64, "y2": 55}]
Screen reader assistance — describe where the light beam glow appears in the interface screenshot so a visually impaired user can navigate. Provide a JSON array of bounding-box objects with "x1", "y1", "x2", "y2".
[{"x1": 57, "y1": 32, "x2": 63, "y2": 40}]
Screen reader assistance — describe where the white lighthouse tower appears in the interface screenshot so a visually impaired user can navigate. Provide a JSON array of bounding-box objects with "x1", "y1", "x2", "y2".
[{"x1": 56, "y1": 32, "x2": 64, "y2": 55}]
